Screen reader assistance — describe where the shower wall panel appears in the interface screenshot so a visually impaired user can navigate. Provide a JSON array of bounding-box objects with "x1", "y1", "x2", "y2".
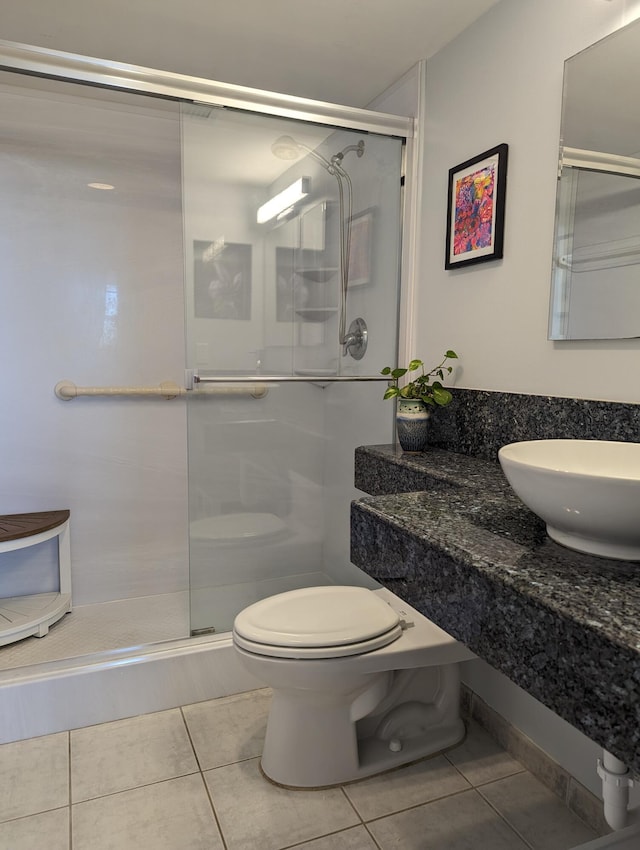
[{"x1": 0, "y1": 77, "x2": 189, "y2": 605}]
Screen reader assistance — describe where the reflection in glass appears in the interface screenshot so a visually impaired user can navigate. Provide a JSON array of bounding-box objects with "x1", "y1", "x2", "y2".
[{"x1": 549, "y1": 16, "x2": 640, "y2": 340}]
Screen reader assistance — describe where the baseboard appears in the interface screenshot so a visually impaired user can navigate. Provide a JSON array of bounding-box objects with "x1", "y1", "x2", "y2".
[{"x1": 461, "y1": 684, "x2": 611, "y2": 837}]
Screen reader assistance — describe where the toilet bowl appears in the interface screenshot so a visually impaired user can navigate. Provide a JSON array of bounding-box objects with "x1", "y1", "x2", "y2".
[{"x1": 232, "y1": 585, "x2": 476, "y2": 787}]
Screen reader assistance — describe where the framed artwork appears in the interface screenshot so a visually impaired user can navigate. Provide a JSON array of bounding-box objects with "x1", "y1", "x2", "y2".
[
  {"x1": 445, "y1": 143, "x2": 508, "y2": 269},
  {"x1": 194, "y1": 240, "x2": 251, "y2": 319},
  {"x1": 347, "y1": 208, "x2": 374, "y2": 287}
]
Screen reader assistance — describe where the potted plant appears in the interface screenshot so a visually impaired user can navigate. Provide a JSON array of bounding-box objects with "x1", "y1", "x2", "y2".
[{"x1": 381, "y1": 350, "x2": 458, "y2": 452}]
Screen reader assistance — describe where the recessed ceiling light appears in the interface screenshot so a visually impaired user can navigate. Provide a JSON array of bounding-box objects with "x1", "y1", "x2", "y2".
[{"x1": 87, "y1": 182, "x2": 115, "y2": 190}]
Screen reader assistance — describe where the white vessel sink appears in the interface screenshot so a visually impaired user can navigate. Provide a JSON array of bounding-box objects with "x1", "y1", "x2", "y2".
[{"x1": 498, "y1": 439, "x2": 640, "y2": 561}]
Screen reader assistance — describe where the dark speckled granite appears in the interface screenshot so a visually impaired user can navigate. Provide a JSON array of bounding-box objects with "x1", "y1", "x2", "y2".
[
  {"x1": 427, "y1": 389, "x2": 640, "y2": 461},
  {"x1": 351, "y1": 443, "x2": 640, "y2": 774}
]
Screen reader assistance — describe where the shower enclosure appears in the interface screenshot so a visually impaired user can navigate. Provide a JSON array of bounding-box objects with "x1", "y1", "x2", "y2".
[
  {"x1": 0, "y1": 40, "x2": 410, "y2": 670},
  {"x1": 182, "y1": 106, "x2": 405, "y2": 634}
]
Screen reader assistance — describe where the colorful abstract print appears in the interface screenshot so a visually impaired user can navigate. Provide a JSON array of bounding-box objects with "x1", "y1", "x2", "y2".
[{"x1": 453, "y1": 163, "x2": 496, "y2": 256}]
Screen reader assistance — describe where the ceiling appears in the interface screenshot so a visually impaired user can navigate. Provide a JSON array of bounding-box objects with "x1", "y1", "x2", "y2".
[{"x1": 2, "y1": 0, "x2": 502, "y2": 107}]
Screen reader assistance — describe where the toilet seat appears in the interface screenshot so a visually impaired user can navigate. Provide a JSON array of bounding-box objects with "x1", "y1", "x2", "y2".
[{"x1": 232, "y1": 586, "x2": 403, "y2": 659}]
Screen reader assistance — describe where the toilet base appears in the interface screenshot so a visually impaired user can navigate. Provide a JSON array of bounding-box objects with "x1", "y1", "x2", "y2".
[
  {"x1": 259, "y1": 664, "x2": 465, "y2": 788},
  {"x1": 261, "y1": 717, "x2": 466, "y2": 789}
]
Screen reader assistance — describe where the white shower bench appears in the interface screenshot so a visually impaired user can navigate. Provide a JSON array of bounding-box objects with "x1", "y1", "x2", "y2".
[{"x1": 0, "y1": 510, "x2": 72, "y2": 646}]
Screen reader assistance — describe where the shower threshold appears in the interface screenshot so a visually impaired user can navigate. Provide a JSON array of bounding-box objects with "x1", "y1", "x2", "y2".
[{"x1": 0, "y1": 590, "x2": 189, "y2": 673}]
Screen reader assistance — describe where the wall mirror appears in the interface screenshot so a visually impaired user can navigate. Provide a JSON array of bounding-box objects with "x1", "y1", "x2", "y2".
[{"x1": 548, "y1": 17, "x2": 640, "y2": 340}]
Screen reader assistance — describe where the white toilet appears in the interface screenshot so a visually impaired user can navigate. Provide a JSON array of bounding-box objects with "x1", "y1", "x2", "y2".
[{"x1": 232, "y1": 585, "x2": 476, "y2": 787}]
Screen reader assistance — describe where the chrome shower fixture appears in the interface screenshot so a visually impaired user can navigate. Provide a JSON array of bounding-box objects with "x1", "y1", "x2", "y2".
[
  {"x1": 270, "y1": 134, "x2": 366, "y2": 359},
  {"x1": 331, "y1": 140, "x2": 365, "y2": 165},
  {"x1": 271, "y1": 135, "x2": 365, "y2": 176}
]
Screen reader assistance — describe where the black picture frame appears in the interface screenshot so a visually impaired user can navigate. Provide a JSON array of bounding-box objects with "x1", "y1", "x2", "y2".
[{"x1": 445, "y1": 143, "x2": 508, "y2": 270}]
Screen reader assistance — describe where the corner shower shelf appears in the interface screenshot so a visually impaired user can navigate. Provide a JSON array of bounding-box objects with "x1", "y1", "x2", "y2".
[
  {"x1": 0, "y1": 510, "x2": 72, "y2": 646},
  {"x1": 294, "y1": 267, "x2": 339, "y2": 282},
  {"x1": 294, "y1": 307, "x2": 338, "y2": 322}
]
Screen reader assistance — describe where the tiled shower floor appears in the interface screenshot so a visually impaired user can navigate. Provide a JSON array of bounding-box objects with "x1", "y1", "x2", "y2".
[
  {"x1": 0, "y1": 592, "x2": 189, "y2": 671},
  {"x1": 0, "y1": 688, "x2": 603, "y2": 850}
]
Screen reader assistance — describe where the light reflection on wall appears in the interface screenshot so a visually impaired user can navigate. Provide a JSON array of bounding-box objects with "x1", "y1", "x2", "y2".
[{"x1": 100, "y1": 283, "x2": 119, "y2": 346}]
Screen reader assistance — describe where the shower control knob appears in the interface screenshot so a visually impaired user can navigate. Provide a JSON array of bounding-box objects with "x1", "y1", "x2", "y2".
[{"x1": 342, "y1": 317, "x2": 368, "y2": 360}]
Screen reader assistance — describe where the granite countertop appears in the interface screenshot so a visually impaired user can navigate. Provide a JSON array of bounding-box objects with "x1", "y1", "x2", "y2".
[{"x1": 351, "y1": 444, "x2": 640, "y2": 774}]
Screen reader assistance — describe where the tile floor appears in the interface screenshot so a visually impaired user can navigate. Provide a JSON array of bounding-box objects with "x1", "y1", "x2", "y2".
[{"x1": 0, "y1": 688, "x2": 603, "y2": 850}]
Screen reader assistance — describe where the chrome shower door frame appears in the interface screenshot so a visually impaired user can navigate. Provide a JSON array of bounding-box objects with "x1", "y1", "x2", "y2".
[{"x1": 0, "y1": 39, "x2": 413, "y2": 138}]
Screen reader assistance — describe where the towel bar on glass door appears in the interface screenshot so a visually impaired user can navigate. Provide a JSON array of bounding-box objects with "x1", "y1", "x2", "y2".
[
  {"x1": 192, "y1": 375, "x2": 391, "y2": 383},
  {"x1": 54, "y1": 380, "x2": 268, "y2": 399}
]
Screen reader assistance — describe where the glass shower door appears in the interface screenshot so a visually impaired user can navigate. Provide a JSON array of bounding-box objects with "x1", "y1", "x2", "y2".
[{"x1": 182, "y1": 105, "x2": 404, "y2": 634}]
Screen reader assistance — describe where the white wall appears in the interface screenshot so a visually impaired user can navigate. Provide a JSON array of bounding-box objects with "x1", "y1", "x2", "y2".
[
  {"x1": 417, "y1": 0, "x2": 640, "y2": 402},
  {"x1": 416, "y1": 0, "x2": 640, "y2": 797}
]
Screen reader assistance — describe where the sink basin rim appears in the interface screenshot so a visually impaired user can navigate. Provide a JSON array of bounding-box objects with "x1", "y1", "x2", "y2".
[
  {"x1": 498, "y1": 439, "x2": 640, "y2": 482},
  {"x1": 498, "y1": 439, "x2": 640, "y2": 561}
]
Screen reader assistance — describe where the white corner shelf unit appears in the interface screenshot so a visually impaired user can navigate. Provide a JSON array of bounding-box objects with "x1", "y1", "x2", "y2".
[{"x1": 0, "y1": 510, "x2": 71, "y2": 646}]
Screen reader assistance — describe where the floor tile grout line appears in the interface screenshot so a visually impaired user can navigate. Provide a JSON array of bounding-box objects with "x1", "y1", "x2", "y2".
[
  {"x1": 355, "y1": 783, "x2": 535, "y2": 850},
  {"x1": 67, "y1": 730, "x2": 73, "y2": 850},
  {"x1": 445, "y1": 758, "x2": 529, "y2": 789},
  {"x1": 179, "y1": 706, "x2": 229, "y2": 850},
  {"x1": 476, "y1": 771, "x2": 601, "y2": 842},
  {"x1": 197, "y1": 770, "x2": 230, "y2": 850},
  {"x1": 0, "y1": 803, "x2": 70, "y2": 827},
  {"x1": 475, "y1": 785, "x2": 538, "y2": 850},
  {"x1": 179, "y1": 706, "x2": 204, "y2": 773},
  {"x1": 469, "y1": 766, "x2": 541, "y2": 789},
  {"x1": 443, "y1": 751, "x2": 483, "y2": 788},
  {"x1": 339, "y1": 784, "x2": 366, "y2": 825},
  {"x1": 70, "y1": 770, "x2": 202, "y2": 806},
  {"x1": 442, "y1": 738, "x2": 528, "y2": 789},
  {"x1": 360, "y1": 785, "x2": 476, "y2": 825},
  {"x1": 362, "y1": 822, "x2": 385, "y2": 850},
  {"x1": 200, "y1": 753, "x2": 271, "y2": 772},
  {"x1": 67, "y1": 704, "x2": 202, "y2": 805},
  {"x1": 275, "y1": 824, "x2": 379, "y2": 850}
]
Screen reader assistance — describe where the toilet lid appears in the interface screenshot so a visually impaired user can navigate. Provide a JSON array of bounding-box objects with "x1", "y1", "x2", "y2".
[{"x1": 233, "y1": 586, "x2": 401, "y2": 657}]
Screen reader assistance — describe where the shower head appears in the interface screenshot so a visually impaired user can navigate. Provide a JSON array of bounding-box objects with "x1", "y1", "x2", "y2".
[
  {"x1": 271, "y1": 135, "x2": 302, "y2": 160},
  {"x1": 272, "y1": 135, "x2": 334, "y2": 175},
  {"x1": 271, "y1": 135, "x2": 365, "y2": 173}
]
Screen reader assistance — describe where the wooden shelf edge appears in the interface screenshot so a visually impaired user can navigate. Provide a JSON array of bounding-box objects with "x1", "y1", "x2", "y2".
[{"x1": 0, "y1": 510, "x2": 70, "y2": 544}]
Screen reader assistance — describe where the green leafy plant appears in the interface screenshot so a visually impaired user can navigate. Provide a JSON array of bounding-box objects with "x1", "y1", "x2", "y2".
[{"x1": 381, "y1": 350, "x2": 458, "y2": 406}]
